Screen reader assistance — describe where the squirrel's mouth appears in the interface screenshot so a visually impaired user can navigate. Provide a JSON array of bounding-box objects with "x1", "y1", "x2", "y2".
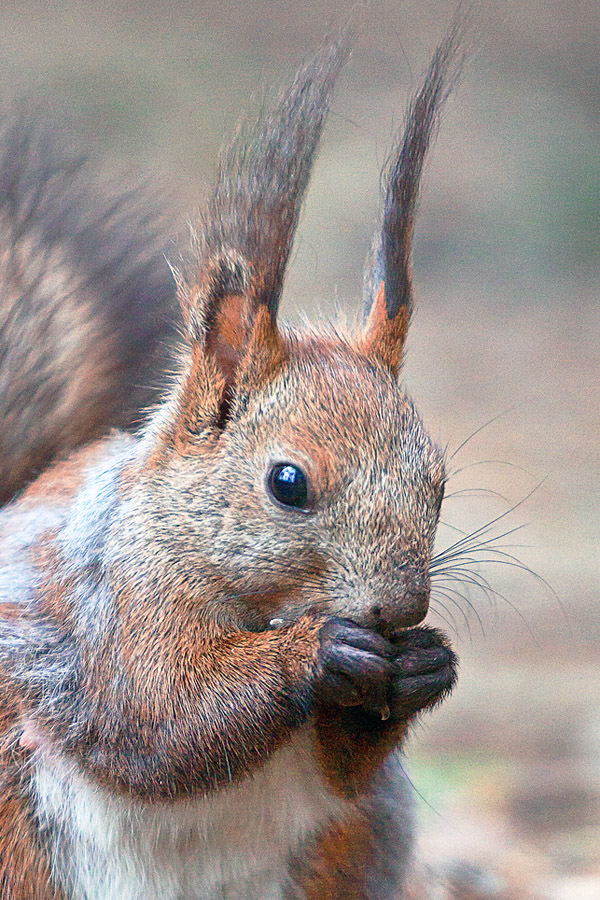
[
  {"x1": 371, "y1": 619, "x2": 402, "y2": 642},
  {"x1": 371, "y1": 614, "x2": 429, "y2": 647}
]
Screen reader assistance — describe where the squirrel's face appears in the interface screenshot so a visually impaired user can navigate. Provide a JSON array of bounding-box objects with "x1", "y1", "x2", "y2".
[{"x1": 152, "y1": 339, "x2": 446, "y2": 636}]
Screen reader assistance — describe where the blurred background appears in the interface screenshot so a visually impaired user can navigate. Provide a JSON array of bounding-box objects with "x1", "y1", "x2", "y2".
[{"x1": 1, "y1": 1, "x2": 597, "y2": 896}]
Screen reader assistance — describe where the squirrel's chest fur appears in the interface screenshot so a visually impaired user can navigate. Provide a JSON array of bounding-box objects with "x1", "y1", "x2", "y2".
[{"x1": 32, "y1": 726, "x2": 347, "y2": 900}]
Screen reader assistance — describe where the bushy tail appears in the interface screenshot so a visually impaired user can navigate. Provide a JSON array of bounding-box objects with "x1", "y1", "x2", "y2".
[{"x1": 0, "y1": 107, "x2": 179, "y2": 504}]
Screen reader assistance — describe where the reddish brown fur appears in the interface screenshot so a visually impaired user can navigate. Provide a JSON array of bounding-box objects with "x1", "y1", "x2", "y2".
[
  {"x1": 361, "y1": 281, "x2": 410, "y2": 376},
  {"x1": 19, "y1": 440, "x2": 115, "y2": 508},
  {"x1": 290, "y1": 810, "x2": 378, "y2": 899},
  {"x1": 0, "y1": 770, "x2": 62, "y2": 900},
  {"x1": 0, "y1": 692, "x2": 63, "y2": 900},
  {"x1": 29, "y1": 539, "x2": 329, "y2": 798},
  {"x1": 314, "y1": 703, "x2": 410, "y2": 796},
  {"x1": 32, "y1": 538, "x2": 78, "y2": 632}
]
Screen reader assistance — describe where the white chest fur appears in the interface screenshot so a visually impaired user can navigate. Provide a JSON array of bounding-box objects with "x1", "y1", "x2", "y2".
[{"x1": 32, "y1": 728, "x2": 347, "y2": 900}]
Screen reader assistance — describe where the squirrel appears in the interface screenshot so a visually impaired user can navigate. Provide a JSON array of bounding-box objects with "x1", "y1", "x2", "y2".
[{"x1": 0, "y1": 22, "x2": 463, "y2": 900}]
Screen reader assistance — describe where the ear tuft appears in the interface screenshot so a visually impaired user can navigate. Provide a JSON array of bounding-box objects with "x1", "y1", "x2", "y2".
[
  {"x1": 360, "y1": 18, "x2": 465, "y2": 374},
  {"x1": 233, "y1": 304, "x2": 289, "y2": 413},
  {"x1": 360, "y1": 280, "x2": 409, "y2": 376},
  {"x1": 186, "y1": 249, "x2": 254, "y2": 342},
  {"x1": 155, "y1": 252, "x2": 288, "y2": 452}
]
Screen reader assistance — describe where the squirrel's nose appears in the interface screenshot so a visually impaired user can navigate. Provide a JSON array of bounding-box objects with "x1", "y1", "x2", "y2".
[{"x1": 368, "y1": 580, "x2": 430, "y2": 632}]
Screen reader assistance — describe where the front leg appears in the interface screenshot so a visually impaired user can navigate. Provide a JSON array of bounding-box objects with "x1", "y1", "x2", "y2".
[
  {"x1": 21, "y1": 611, "x2": 331, "y2": 801},
  {"x1": 313, "y1": 623, "x2": 457, "y2": 795}
]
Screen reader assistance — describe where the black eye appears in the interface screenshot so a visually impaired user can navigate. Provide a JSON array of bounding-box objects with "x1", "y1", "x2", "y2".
[{"x1": 268, "y1": 463, "x2": 309, "y2": 509}]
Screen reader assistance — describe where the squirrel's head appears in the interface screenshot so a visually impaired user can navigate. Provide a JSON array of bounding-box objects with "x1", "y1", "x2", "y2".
[{"x1": 135, "y1": 28, "x2": 462, "y2": 636}]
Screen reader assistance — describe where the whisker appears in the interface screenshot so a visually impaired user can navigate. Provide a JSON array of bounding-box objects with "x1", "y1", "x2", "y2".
[
  {"x1": 434, "y1": 584, "x2": 486, "y2": 636},
  {"x1": 438, "y1": 520, "x2": 469, "y2": 535},
  {"x1": 449, "y1": 404, "x2": 524, "y2": 460},
  {"x1": 395, "y1": 760, "x2": 453, "y2": 825},
  {"x1": 447, "y1": 555, "x2": 563, "y2": 615},
  {"x1": 430, "y1": 419, "x2": 558, "y2": 640},
  {"x1": 435, "y1": 577, "x2": 491, "y2": 612},
  {"x1": 431, "y1": 524, "x2": 529, "y2": 566},
  {"x1": 444, "y1": 487, "x2": 511, "y2": 503},
  {"x1": 431, "y1": 588, "x2": 476, "y2": 640},
  {"x1": 449, "y1": 459, "x2": 536, "y2": 479},
  {"x1": 428, "y1": 598, "x2": 460, "y2": 636},
  {"x1": 431, "y1": 481, "x2": 546, "y2": 565},
  {"x1": 432, "y1": 589, "x2": 472, "y2": 634},
  {"x1": 432, "y1": 568, "x2": 534, "y2": 634}
]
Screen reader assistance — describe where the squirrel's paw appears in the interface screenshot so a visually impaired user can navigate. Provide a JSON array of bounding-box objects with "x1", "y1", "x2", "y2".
[
  {"x1": 313, "y1": 620, "x2": 457, "y2": 722},
  {"x1": 388, "y1": 625, "x2": 458, "y2": 720},
  {"x1": 315, "y1": 619, "x2": 397, "y2": 718}
]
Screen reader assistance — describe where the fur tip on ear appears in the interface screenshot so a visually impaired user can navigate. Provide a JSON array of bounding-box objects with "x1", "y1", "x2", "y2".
[
  {"x1": 185, "y1": 249, "x2": 255, "y2": 343},
  {"x1": 359, "y1": 280, "x2": 410, "y2": 376}
]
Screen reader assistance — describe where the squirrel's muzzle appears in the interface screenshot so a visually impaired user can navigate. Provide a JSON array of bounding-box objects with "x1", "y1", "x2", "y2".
[{"x1": 366, "y1": 570, "x2": 431, "y2": 633}]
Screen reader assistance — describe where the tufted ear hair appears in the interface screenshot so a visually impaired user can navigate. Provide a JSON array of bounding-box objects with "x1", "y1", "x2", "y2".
[
  {"x1": 361, "y1": 20, "x2": 464, "y2": 375},
  {"x1": 186, "y1": 36, "x2": 348, "y2": 325},
  {"x1": 161, "y1": 37, "x2": 348, "y2": 447}
]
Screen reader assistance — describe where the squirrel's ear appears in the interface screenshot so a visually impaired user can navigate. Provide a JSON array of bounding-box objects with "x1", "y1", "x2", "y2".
[
  {"x1": 360, "y1": 22, "x2": 463, "y2": 376},
  {"x1": 161, "y1": 38, "x2": 348, "y2": 445}
]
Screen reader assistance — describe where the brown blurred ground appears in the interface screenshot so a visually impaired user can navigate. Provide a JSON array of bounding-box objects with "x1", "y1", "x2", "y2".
[{"x1": 1, "y1": 1, "x2": 598, "y2": 896}]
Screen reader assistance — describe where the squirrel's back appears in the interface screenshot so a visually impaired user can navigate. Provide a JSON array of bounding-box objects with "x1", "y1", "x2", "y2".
[{"x1": 0, "y1": 108, "x2": 179, "y2": 505}]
